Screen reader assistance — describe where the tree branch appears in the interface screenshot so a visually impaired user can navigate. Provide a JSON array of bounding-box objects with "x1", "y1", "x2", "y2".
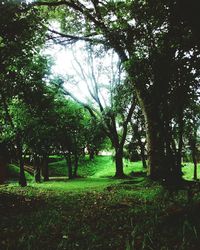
[
  {"x1": 120, "y1": 100, "x2": 135, "y2": 148},
  {"x1": 62, "y1": 88, "x2": 97, "y2": 118},
  {"x1": 47, "y1": 28, "x2": 105, "y2": 44}
]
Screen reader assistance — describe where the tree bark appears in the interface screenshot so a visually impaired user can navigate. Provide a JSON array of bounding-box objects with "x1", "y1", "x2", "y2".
[
  {"x1": 144, "y1": 106, "x2": 165, "y2": 179},
  {"x1": 140, "y1": 144, "x2": 147, "y2": 168},
  {"x1": 191, "y1": 139, "x2": 198, "y2": 180},
  {"x1": 193, "y1": 151, "x2": 197, "y2": 181},
  {"x1": 89, "y1": 148, "x2": 95, "y2": 161},
  {"x1": 42, "y1": 155, "x2": 49, "y2": 181},
  {"x1": 0, "y1": 161, "x2": 7, "y2": 184},
  {"x1": 135, "y1": 83, "x2": 182, "y2": 181},
  {"x1": 16, "y1": 138, "x2": 27, "y2": 187},
  {"x1": 0, "y1": 143, "x2": 8, "y2": 184},
  {"x1": 18, "y1": 151, "x2": 27, "y2": 187},
  {"x1": 66, "y1": 152, "x2": 73, "y2": 179},
  {"x1": 176, "y1": 109, "x2": 184, "y2": 176},
  {"x1": 73, "y1": 152, "x2": 79, "y2": 178},
  {"x1": 114, "y1": 147, "x2": 125, "y2": 178},
  {"x1": 34, "y1": 155, "x2": 41, "y2": 183}
]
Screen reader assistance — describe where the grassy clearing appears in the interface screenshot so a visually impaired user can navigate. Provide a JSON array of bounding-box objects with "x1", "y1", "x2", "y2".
[
  {"x1": 182, "y1": 162, "x2": 200, "y2": 180},
  {"x1": 48, "y1": 155, "x2": 199, "y2": 181},
  {"x1": 1, "y1": 177, "x2": 200, "y2": 250},
  {"x1": 2, "y1": 156, "x2": 200, "y2": 249},
  {"x1": 31, "y1": 178, "x2": 123, "y2": 193},
  {"x1": 48, "y1": 155, "x2": 145, "y2": 178}
]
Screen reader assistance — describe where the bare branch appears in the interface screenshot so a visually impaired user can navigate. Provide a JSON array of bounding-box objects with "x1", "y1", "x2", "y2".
[
  {"x1": 47, "y1": 28, "x2": 105, "y2": 44},
  {"x1": 62, "y1": 88, "x2": 97, "y2": 118}
]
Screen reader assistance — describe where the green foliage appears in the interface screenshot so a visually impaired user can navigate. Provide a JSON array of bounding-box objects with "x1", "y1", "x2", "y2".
[{"x1": 34, "y1": 0, "x2": 200, "y2": 180}]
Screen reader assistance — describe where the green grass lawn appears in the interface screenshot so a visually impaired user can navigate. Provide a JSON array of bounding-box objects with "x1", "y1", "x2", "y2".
[
  {"x1": 182, "y1": 162, "x2": 200, "y2": 180},
  {"x1": 1, "y1": 176, "x2": 200, "y2": 250},
  {"x1": 48, "y1": 155, "x2": 144, "y2": 178},
  {"x1": 2, "y1": 156, "x2": 200, "y2": 249},
  {"x1": 48, "y1": 155, "x2": 199, "y2": 181}
]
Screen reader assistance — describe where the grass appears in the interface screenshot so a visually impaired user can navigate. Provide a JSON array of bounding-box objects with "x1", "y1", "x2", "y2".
[
  {"x1": 48, "y1": 155, "x2": 145, "y2": 178},
  {"x1": 1, "y1": 176, "x2": 200, "y2": 250},
  {"x1": 48, "y1": 155, "x2": 199, "y2": 181},
  {"x1": 1, "y1": 156, "x2": 200, "y2": 249},
  {"x1": 182, "y1": 162, "x2": 200, "y2": 180},
  {"x1": 30, "y1": 178, "x2": 124, "y2": 192}
]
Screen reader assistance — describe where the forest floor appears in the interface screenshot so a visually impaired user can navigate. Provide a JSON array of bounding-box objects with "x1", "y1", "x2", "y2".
[{"x1": 1, "y1": 156, "x2": 200, "y2": 250}]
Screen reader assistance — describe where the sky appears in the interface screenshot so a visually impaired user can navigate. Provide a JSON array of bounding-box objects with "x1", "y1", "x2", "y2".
[
  {"x1": 22, "y1": 0, "x2": 121, "y2": 106},
  {"x1": 44, "y1": 40, "x2": 120, "y2": 107}
]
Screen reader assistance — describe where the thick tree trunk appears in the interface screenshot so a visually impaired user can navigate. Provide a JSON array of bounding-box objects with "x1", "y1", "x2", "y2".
[
  {"x1": 137, "y1": 93, "x2": 181, "y2": 181},
  {"x1": 193, "y1": 154, "x2": 197, "y2": 181},
  {"x1": 73, "y1": 153, "x2": 79, "y2": 178},
  {"x1": 176, "y1": 110, "x2": 184, "y2": 177},
  {"x1": 140, "y1": 144, "x2": 147, "y2": 168},
  {"x1": 191, "y1": 144, "x2": 197, "y2": 180},
  {"x1": 114, "y1": 147, "x2": 125, "y2": 178},
  {"x1": 66, "y1": 153, "x2": 73, "y2": 179},
  {"x1": 19, "y1": 153, "x2": 27, "y2": 187},
  {"x1": 0, "y1": 161, "x2": 7, "y2": 184},
  {"x1": 144, "y1": 110, "x2": 166, "y2": 180},
  {"x1": 34, "y1": 156, "x2": 41, "y2": 183},
  {"x1": 0, "y1": 143, "x2": 8, "y2": 184},
  {"x1": 42, "y1": 155, "x2": 49, "y2": 181},
  {"x1": 16, "y1": 140, "x2": 27, "y2": 187},
  {"x1": 132, "y1": 123, "x2": 147, "y2": 168}
]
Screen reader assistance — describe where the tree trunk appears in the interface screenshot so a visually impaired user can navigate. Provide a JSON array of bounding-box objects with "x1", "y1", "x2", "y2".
[
  {"x1": 73, "y1": 153, "x2": 79, "y2": 178},
  {"x1": 139, "y1": 96, "x2": 181, "y2": 181},
  {"x1": 0, "y1": 143, "x2": 8, "y2": 184},
  {"x1": 0, "y1": 161, "x2": 7, "y2": 184},
  {"x1": 19, "y1": 153, "x2": 27, "y2": 187},
  {"x1": 34, "y1": 156, "x2": 41, "y2": 183},
  {"x1": 16, "y1": 140, "x2": 27, "y2": 187},
  {"x1": 132, "y1": 122, "x2": 147, "y2": 168},
  {"x1": 42, "y1": 155, "x2": 49, "y2": 181},
  {"x1": 191, "y1": 143, "x2": 197, "y2": 180},
  {"x1": 114, "y1": 147, "x2": 125, "y2": 178},
  {"x1": 89, "y1": 148, "x2": 95, "y2": 161},
  {"x1": 193, "y1": 154, "x2": 197, "y2": 181},
  {"x1": 66, "y1": 153, "x2": 73, "y2": 179},
  {"x1": 144, "y1": 109, "x2": 166, "y2": 180},
  {"x1": 140, "y1": 144, "x2": 147, "y2": 168},
  {"x1": 176, "y1": 110, "x2": 184, "y2": 177}
]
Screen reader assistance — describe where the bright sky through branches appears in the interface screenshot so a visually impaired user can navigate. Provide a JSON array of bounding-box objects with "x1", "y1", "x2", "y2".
[{"x1": 44, "y1": 41, "x2": 121, "y2": 107}]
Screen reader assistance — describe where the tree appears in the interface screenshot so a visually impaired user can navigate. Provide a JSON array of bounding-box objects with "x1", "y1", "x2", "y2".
[
  {"x1": 127, "y1": 106, "x2": 147, "y2": 168},
  {"x1": 61, "y1": 45, "x2": 135, "y2": 177},
  {"x1": 53, "y1": 91, "x2": 86, "y2": 179},
  {"x1": 32, "y1": 0, "x2": 200, "y2": 181},
  {"x1": 0, "y1": 1, "x2": 47, "y2": 186},
  {"x1": 0, "y1": 98, "x2": 32, "y2": 187},
  {"x1": 84, "y1": 116, "x2": 106, "y2": 161},
  {"x1": 184, "y1": 103, "x2": 200, "y2": 180}
]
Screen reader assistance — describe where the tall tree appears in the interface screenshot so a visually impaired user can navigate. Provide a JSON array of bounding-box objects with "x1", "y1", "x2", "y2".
[
  {"x1": 32, "y1": 0, "x2": 200, "y2": 181},
  {"x1": 61, "y1": 45, "x2": 135, "y2": 177},
  {"x1": 0, "y1": 1, "x2": 47, "y2": 185}
]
